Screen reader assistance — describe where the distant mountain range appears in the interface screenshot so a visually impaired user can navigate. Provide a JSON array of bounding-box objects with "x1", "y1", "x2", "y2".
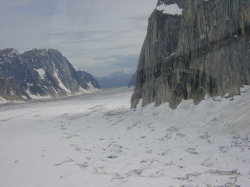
[
  {"x1": 0, "y1": 48, "x2": 100, "y2": 102},
  {"x1": 97, "y1": 70, "x2": 135, "y2": 88}
]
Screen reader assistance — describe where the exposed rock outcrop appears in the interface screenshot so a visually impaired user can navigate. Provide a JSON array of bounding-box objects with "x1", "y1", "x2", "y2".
[
  {"x1": 131, "y1": 0, "x2": 250, "y2": 108},
  {"x1": 77, "y1": 70, "x2": 100, "y2": 89},
  {"x1": 0, "y1": 48, "x2": 100, "y2": 101}
]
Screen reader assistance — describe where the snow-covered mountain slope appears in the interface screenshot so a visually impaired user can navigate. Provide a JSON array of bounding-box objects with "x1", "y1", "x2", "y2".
[
  {"x1": 0, "y1": 48, "x2": 100, "y2": 101},
  {"x1": 0, "y1": 87, "x2": 250, "y2": 186}
]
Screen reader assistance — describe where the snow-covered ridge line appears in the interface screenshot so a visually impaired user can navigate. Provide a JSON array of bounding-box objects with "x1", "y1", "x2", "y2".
[{"x1": 156, "y1": 3, "x2": 183, "y2": 15}]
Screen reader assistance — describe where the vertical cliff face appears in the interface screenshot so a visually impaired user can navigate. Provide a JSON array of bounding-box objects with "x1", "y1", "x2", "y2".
[{"x1": 131, "y1": 0, "x2": 250, "y2": 108}]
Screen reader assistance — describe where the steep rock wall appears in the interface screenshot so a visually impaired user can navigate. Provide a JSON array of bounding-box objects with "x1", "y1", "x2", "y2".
[{"x1": 131, "y1": 0, "x2": 250, "y2": 108}]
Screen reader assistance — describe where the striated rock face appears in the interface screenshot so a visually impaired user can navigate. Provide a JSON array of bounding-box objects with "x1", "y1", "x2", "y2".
[
  {"x1": 0, "y1": 48, "x2": 100, "y2": 101},
  {"x1": 0, "y1": 78, "x2": 30, "y2": 101},
  {"x1": 131, "y1": 0, "x2": 250, "y2": 108},
  {"x1": 77, "y1": 70, "x2": 100, "y2": 89}
]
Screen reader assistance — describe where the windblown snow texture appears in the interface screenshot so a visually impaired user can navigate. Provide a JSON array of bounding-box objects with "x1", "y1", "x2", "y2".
[{"x1": 0, "y1": 87, "x2": 250, "y2": 186}]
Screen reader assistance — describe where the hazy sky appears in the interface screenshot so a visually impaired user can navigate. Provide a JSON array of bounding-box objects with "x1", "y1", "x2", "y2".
[{"x1": 0, "y1": 0, "x2": 157, "y2": 76}]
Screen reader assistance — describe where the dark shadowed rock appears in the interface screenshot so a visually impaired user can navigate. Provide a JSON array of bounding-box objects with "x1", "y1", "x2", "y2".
[{"x1": 131, "y1": 0, "x2": 250, "y2": 108}]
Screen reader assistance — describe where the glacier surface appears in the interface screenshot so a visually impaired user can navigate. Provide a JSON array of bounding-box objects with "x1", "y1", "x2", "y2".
[{"x1": 0, "y1": 87, "x2": 250, "y2": 186}]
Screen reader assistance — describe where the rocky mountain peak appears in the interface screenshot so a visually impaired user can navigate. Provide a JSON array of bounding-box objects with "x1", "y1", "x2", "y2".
[
  {"x1": 0, "y1": 48, "x2": 20, "y2": 58},
  {"x1": 0, "y1": 48, "x2": 100, "y2": 101}
]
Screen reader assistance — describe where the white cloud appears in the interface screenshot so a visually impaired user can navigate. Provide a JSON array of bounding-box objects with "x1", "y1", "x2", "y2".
[{"x1": 0, "y1": 0, "x2": 157, "y2": 76}]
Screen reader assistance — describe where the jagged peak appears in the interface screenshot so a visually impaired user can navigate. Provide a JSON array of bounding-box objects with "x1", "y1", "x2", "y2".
[
  {"x1": 19, "y1": 48, "x2": 64, "y2": 58},
  {"x1": 0, "y1": 48, "x2": 63, "y2": 56},
  {"x1": 0, "y1": 48, "x2": 20, "y2": 56}
]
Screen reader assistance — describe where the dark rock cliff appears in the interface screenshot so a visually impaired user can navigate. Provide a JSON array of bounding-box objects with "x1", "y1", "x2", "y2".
[
  {"x1": 0, "y1": 48, "x2": 100, "y2": 101},
  {"x1": 131, "y1": 0, "x2": 250, "y2": 108}
]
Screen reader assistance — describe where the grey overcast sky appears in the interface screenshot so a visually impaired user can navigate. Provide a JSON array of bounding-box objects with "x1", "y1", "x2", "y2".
[{"x1": 0, "y1": 0, "x2": 157, "y2": 77}]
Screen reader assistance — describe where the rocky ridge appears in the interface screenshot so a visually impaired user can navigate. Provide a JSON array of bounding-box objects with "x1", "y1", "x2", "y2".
[{"x1": 0, "y1": 48, "x2": 100, "y2": 101}]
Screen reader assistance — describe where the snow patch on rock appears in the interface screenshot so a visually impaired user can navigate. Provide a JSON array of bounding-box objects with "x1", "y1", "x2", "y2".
[
  {"x1": 0, "y1": 97, "x2": 7, "y2": 104},
  {"x1": 156, "y1": 3, "x2": 183, "y2": 15},
  {"x1": 54, "y1": 71, "x2": 71, "y2": 93},
  {"x1": 35, "y1": 68, "x2": 46, "y2": 80}
]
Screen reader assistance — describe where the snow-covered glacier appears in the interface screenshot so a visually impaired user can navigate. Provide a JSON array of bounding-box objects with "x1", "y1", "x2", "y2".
[{"x1": 0, "y1": 87, "x2": 250, "y2": 187}]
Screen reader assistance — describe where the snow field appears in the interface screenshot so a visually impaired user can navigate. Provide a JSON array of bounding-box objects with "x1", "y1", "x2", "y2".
[{"x1": 0, "y1": 87, "x2": 250, "y2": 186}]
